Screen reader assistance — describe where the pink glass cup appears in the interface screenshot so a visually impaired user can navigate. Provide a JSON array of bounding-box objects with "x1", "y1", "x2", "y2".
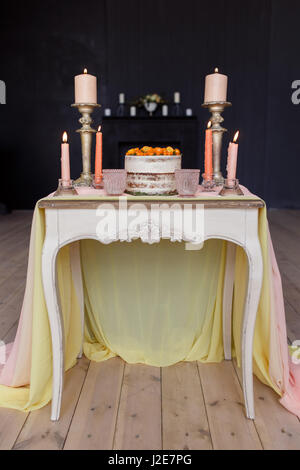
[
  {"x1": 103, "y1": 169, "x2": 127, "y2": 195},
  {"x1": 175, "y1": 169, "x2": 200, "y2": 196}
]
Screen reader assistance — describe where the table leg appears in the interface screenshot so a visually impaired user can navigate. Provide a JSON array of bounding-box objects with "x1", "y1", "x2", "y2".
[
  {"x1": 242, "y1": 238, "x2": 263, "y2": 419},
  {"x1": 222, "y1": 242, "x2": 236, "y2": 360},
  {"x1": 42, "y1": 239, "x2": 64, "y2": 422},
  {"x1": 70, "y1": 241, "x2": 84, "y2": 359}
]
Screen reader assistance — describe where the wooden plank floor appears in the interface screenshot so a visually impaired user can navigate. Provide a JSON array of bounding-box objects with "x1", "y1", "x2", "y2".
[{"x1": 0, "y1": 209, "x2": 300, "y2": 450}]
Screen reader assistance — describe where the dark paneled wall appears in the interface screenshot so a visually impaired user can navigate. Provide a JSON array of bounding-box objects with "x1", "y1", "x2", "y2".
[
  {"x1": 264, "y1": 0, "x2": 300, "y2": 207},
  {"x1": 0, "y1": 0, "x2": 299, "y2": 209}
]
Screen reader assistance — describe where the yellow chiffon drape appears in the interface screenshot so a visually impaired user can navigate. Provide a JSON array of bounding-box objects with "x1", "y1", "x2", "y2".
[{"x1": 0, "y1": 200, "x2": 279, "y2": 412}]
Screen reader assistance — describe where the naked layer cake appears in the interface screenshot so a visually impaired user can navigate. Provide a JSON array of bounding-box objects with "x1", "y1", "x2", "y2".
[{"x1": 125, "y1": 146, "x2": 182, "y2": 196}]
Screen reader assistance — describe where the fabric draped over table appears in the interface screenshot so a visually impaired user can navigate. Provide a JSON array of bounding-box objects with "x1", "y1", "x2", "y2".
[{"x1": 0, "y1": 190, "x2": 300, "y2": 417}]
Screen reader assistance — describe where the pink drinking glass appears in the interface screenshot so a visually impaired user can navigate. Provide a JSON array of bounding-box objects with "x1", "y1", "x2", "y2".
[
  {"x1": 175, "y1": 169, "x2": 200, "y2": 196},
  {"x1": 103, "y1": 169, "x2": 127, "y2": 195}
]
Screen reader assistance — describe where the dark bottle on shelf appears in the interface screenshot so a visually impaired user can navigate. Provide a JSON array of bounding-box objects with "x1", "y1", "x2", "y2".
[
  {"x1": 173, "y1": 103, "x2": 182, "y2": 116},
  {"x1": 117, "y1": 92, "x2": 126, "y2": 116},
  {"x1": 173, "y1": 91, "x2": 182, "y2": 116}
]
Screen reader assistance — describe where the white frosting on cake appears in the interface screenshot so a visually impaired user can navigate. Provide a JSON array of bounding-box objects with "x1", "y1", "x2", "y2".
[
  {"x1": 125, "y1": 155, "x2": 181, "y2": 174},
  {"x1": 125, "y1": 155, "x2": 182, "y2": 195}
]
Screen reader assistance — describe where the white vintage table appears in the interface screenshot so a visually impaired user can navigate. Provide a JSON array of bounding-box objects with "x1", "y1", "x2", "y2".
[{"x1": 38, "y1": 196, "x2": 264, "y2": 421}]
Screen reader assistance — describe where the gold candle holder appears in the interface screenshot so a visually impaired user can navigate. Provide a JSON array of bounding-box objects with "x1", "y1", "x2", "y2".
[
  {"x1": 71, "y1": 103, "x2": 101, "y2": 187},
  {"x1": 202, "y1": 101, "x2": 232, "y2": 186}
]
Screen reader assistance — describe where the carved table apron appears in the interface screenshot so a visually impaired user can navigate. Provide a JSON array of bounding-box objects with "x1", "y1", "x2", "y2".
[{"x1": 38, "y1": 198, "x2": 264, "y2": 421}]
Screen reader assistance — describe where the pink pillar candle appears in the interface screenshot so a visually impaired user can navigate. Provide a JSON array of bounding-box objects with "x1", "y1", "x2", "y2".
[
  {"x1": 74, "y1": 68, "x2": 97, "y2": 104},
  {"x1": 204, "y1": 68, "x2": 228, "y2": 103},
  {"x1": 61, "y1": 132, "x2": 71, "y2": 187},
  {"x1": 226, "y1": 131, "x2": 239, "y2": 180}
]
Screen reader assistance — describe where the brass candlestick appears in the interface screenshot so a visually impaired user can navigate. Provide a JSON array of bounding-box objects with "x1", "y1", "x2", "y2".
[
  {"x1": 71, "y1": 103, "x2": 101, "y2": 186},
  {"x1": 202, "y1": 101, "x2": 232, "y2": 186}
]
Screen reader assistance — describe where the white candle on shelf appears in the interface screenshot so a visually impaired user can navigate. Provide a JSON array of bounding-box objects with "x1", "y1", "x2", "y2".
[
  {"x1": 130, "y1": 106, "x2": 136, "y2": 116},
  {"x1": 162, "y1": 104, "x2": 168, "y2": 116},
  {"x1": 119, "y1": 93, "x2": 125, "y2": 104},
  {"x1": 174, "y1": 91, "x2": 180, "y2": 103},
  {"x1": 186, "y1": 108, "x2": 192, "y2": 116},
  {"x1": 204, "y1": 68, "x2": 228, "y2": 103},
  {"x1": 74, "y1": 68, "x2": 97, "y2": 104},
  {"x1": 104, "y1": 108, "x2": 111, "y2": 116}
]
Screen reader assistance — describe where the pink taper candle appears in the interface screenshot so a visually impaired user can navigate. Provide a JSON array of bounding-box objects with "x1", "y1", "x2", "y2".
[
  {"x1": 61, "y1": 132, "x2": 71, "y2": 187},
  {"x1": 204, "y1": 121, "x2": 213, "y2": 180},
  {"x1": 227, "y1": 131, "x2": 239, "y2": 180},
  {"x1": 94, "y1": 125, "x2": 103, "y2": 184}
]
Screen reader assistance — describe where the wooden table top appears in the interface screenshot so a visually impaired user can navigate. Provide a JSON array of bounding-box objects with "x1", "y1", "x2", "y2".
[{"x1": 38, "y1": 197, "x2": 265, "y2": 210}]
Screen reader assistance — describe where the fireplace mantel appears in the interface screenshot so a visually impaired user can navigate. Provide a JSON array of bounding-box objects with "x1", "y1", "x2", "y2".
[{"x1": 102, "y1": 116, "x2": 198, "y2": 169}]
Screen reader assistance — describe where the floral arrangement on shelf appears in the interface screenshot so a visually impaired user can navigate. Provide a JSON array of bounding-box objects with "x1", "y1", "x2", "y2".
[
  {"x1": 133, "y1": 93, "x2": 166, "y2": 107},
  {"x1": 131, "y1": 93, "x2": 166, "y2": 116},
  {"x1": 126, "y1": 146, "x2": 181, "y2": 156}
]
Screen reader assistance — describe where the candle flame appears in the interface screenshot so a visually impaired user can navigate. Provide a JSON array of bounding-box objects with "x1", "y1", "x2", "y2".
[
  {"x1": 62, "y1": 131, "x2": 68, "y2": 143},
  {"x1": 233, "y1": 131, "x2": 239, "y2": 143},
  {"x1": 98, "y1": 125, "x2": 101, "y2": 132},
  {"x1": 207, "y1": 121, "x2": 212, "y2": 129},
  {"x1": 83, "y1": 68, "x2": 88, "y2": 74},
  {"x1": 214, "y1": 67, "x2": 219, "y2": 73}
]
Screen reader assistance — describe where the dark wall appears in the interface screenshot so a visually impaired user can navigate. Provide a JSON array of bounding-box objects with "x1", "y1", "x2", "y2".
[
  {"x1": 0, "y1": 0, "x2": 299, "y2": 209},
  {"x1": 264, "y1": 0, "x2": 300, "y2": 207}
]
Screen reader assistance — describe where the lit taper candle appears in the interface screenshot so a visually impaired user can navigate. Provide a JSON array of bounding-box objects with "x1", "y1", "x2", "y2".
[
  {"x1": 204, "y1": 121, "x2": 213, "y2": 180},
  {"x1": 94, "y1": 125, "x2": 103, "y2": 185},
  {"x1": 227, "y1": 131, "x2": 239, "y2": 180},
  {"x1": 61, "y1": 132, "x2": 71, "y2": 187}
]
